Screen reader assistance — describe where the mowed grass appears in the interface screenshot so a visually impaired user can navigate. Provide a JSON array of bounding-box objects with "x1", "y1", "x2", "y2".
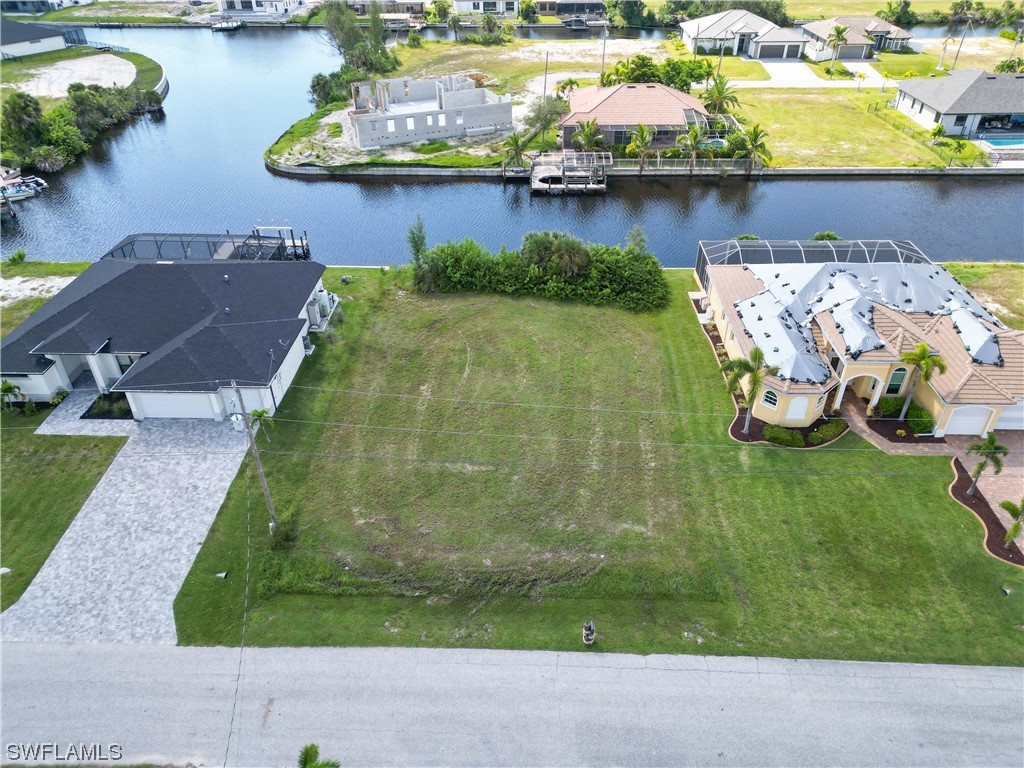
[
  {"x1": 0, "y1": 410, "x2": 127, "y2": 611},
  {"x1": 945, "y1": 262, "x2": 1024, "y2": 330},
  {"x1": 784, "y1": 0, "x2": 949, "y2": 18},
  {"x1": 175, "y1": 268, "x2": 1024, "y2": 663},
  {"x1": 736, "y1": 89, "x2": 951, "y2": 167},
  {"x1": 872, "y1": 50, "x2": 948, "y2": 79}
]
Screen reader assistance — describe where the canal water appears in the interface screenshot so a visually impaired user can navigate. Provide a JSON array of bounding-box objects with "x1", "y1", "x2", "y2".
[{"x1": 2, "y1": 27, "x2": 1022, "y2": 266}]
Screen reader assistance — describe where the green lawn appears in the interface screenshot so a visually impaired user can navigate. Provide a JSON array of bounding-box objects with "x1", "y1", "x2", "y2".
[
  {"x1": 802, "y1": 56, "x2": 855, "y2": 80},
  {"x1": 944, "y1": 262, "x2": 1024, "y2": 330},
  {"x1": 0, "y1": 410, "x2": 127, "y2": 611},
  {"x1": 783, "y1": 0, "x2": 949, "y2": 18},
  {"x1": 736, "y1": 89, "x2": 953, "y2": 167},
  {"x1": 872, "y1": 50, "x2": 948, "y2": 80},
  {"x1": 0, "y1": 261, "x2": 90, "y2": 279},
  {"x1": 175, "y1": 267, "x2": 1024, "y2": 664}
]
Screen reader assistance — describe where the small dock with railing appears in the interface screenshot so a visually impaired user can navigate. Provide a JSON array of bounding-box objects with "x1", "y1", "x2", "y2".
[{"x1": 528, "y1": 151, "x2": 613, "y2": 195}]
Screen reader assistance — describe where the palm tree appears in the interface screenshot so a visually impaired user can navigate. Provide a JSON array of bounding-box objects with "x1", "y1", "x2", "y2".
[
  {"x1": 676, "y1": 123, "x2": 708, "y2": 174},
  {"x1": 251, "y1": 408, "x2": 274, "y2": 444},
  {"x1": 930, "y1": 124, "x2": 947, "y2": 144},
  {"x1": 737, "y1": 123, "x2": 772, "y2": 175},
  {"x1": 826, "y1": 24, "x2": 849, "y2": 79},
  {"x1": 721, "y1": 346, "x2": 779, "y2": 435},
  {"x1": 481, "y1": 11, "x2": 499, "y2": 33},
  {"x1": 1000, "y1": 497, "x2": 1023, "y2": 548},
  {"x1": 897, "y1": 342, "x2": 947, "y2": 422},
  {"x1": 447, "y1": 12, "x2": 463, "y2": 41},
  {"x1": 948, "y1": 138, "x2": 967, "y2": 167},
  {"x1": 571, "y1": 119, "x2": 603, "y2": 151},
  {"x1": 880, "y1": 0, "x2": 899, "y2": 21},
  {"x1": 503, "y1": 131, "x2": 528, "y2": 169},
  {"x1": 626, "y1": 124, "x2": 654, "y2": 176},
  {"x1": 1, "y1": 379, "x2": 23, "y2": 412},
  {"x1": 965, "y1": 431, "x2": 1008, "y2": 496},
  {"x1": 701, "y1": 75, "x2": 740, "y2": 113},
  {"x1": 555, "y1": 77, "x2": 580, "y2": 98},
  {"x1": 297, "y1": 743, "x2": 341, "y2": 768}
]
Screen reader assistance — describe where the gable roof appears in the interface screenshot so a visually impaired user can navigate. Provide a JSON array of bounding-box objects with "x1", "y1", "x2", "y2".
[
  {"x1": 899, "y1": 68, "x2": 1024, "y2": 114},
  {"x1": 679, "y1": 9, "x2": 780, "y2": 40},
  {"x1": 1, "y1": 260, "x2": 326, "y2": 392},
  {"x1": 0, "y1": 18, "x2": 64, "y2": 45},
  {"x1": 560, "y1": 82, "x2": 709, "y2": 128},
  {"x1": 801, "y1": 16, "x2": 911, "y2": 46}
]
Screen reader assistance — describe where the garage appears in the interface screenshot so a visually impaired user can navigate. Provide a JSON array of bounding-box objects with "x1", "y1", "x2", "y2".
[
  {"x1": 942, "y1": 405, "x2": 994, "y2": 436},
  {"x1": 785, "y1": 44, "x2": 800, "y2": 58},
  {"x1": 996, "y1": 403, "x2": 1024, "y2": 432},
  {"x1": 757, "y1": 44, "x2": 787, "y2": 58},
  {"x1": 837, "y1": 44, "x2": 870, "y2": 59}
]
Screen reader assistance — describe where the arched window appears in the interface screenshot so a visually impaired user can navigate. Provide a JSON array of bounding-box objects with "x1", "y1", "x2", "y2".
[
  {"x1": 886, "y1": 367, "x2": 908, "y2": 396},
  {"x1": 762, "y1": 390, "x2": 778, "y2": 409}
]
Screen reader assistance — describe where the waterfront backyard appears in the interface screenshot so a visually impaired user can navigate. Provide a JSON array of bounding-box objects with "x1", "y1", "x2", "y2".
[{"x1": 172, "y1": 266, "x2": 1024, "y2": 664}]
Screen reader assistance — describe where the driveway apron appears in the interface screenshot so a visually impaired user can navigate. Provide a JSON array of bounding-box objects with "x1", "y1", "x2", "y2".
[{"x1": 1, "y1": 413, "x2": 247, "y2": 644}]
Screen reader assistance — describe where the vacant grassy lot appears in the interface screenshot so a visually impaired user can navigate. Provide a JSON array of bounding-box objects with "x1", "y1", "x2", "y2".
[
  {"x1": 0, "y1": 410, "x2": 126, "y2": 610},
  {"x1": 784, "y1": 0, "x2": 949, "y2": 18},
  {"x1": 945, "y1": 262, "x2": 1024, "y2": 330},
  {"x1": 736, "y1": 89, "x2": 952, "y2": 167},
  {"x1": 9, "y1": 1, "x2": 216, "y2": 22},
  {"x1": 872, "y1": 50, "x2": 948, "y2": 80},
  {"x1": 921, "y1": 35, "x2": 1020, "y2": 73},
  {"x1": 175, "y1": 267, "x2": 1024, "y2": 663}
]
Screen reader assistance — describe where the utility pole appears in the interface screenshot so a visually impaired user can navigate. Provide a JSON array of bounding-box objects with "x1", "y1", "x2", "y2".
[
  {"x1": 542, "y1": 50, "x2": 549, "y2": 99},
  {"x1": 233, "y1": 381, "x2": 278, "y2": 535},
  {"x1": 600, "y1": 33, "x2": 607, "y2": 78}
]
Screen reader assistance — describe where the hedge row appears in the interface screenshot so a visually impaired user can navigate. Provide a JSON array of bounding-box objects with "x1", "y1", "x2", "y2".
[
  {"x1": 763, "y1": 425, "x2": 805, "y2": 448},
  {"x1": 411, "y1": 230, "x2": 670, "y2": 313},
  {"x1": 876, "y1": 396, "x2": 935, "y2": 434},
  {"x1": 808, "y1": 418, "x2": 848, "y2": 445}
]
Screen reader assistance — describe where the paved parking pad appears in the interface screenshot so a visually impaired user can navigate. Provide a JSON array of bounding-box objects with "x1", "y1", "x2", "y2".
[{"x1": 1, "y1": 418, "x2": 247, "y2": 644}]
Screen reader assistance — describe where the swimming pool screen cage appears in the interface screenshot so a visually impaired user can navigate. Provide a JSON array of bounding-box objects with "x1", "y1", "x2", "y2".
[
  {"x1": 695, "y1": 239, "x2": 933, "y2": 292},
  {"x1": 101, "y1": 229, "x2": 310, "y2": 262}
]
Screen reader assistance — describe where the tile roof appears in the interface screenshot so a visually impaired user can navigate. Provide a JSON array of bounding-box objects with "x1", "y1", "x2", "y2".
[
  {"x1": 899, "y1": 69, "x2": 1024, "y2": 115},
  {"x1": 560, "y1": 83, "x2": 709, "y2": 129},
  {"x1": 679, "y1": 9, "x2": 777, "y2": 40},
  {"x1": 1, "y1": 260, "x2": 326, "y2": 392}
]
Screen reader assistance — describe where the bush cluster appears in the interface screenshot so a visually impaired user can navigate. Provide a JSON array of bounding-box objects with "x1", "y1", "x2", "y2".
[
  {"x1": 906, "y1": 403, "x2": 935, "y2": 435},
  {"x1": 308, "y1": 66, "x2": 367, "y2": 109},
  {"x1": 876, "y1": 396, "x2": 904, "y2": 418},
  {"x1": 763, "y1": 425, "x2": 805, "y2": 448},
  {"x1": 412, "y1": 230, "x2": 670, "y2": 313},
  {"x1": 807, "y1": 418, "x2": 848, "y2": 445}
]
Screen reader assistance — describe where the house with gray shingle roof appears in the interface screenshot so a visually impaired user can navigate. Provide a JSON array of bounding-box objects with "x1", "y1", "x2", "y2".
[
  {"x1": 800, "y1": 16, "x2": 912, "y2": 62},
  {"x1": 894, "y1": 68, "x2": 1024, "y2": 136},
  {"x1": 1, "y1": 255, "x2": 338, "y2": 421},
  {"x1": 679, "y1": 9, "x2": 806, "y2": 60}
]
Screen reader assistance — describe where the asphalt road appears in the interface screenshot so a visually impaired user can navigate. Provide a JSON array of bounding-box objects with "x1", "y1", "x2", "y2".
[{"x1": 1, "y1": 642, "x2": 1021, "y2": 767}]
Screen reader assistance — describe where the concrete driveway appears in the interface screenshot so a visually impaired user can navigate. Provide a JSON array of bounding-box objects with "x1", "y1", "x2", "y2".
[
  {"x1": 1, "y1": 398, "x2": 247, "y2": 644},
  {"x1": 733, "y1": 58, "x2": 889, "y2": 89},
  {"x1": 1, "y1": 643, "x2": 1021, "y2": 767}
]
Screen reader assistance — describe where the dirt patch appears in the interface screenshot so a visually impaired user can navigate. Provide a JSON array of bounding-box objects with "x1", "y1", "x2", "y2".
[
  {"x1": 10, "y1": 54, "x2": 137, "y2": 99},
  {"x1": 1, "y1": 276, "x2": 75, "y2": 307},
  {"x1": 502, "y1": 38, "x2": 665, "y2": 64},
  {"x1": 950, "y1": 458, "x2": 1024, "y2": 567}
]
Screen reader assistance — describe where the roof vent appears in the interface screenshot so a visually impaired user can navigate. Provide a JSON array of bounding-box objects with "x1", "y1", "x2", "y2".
[
  {"x1": 225, "y1": 307, "x2": 231, "y2": 314},
  {"x1": 224, "y1": 274, "x2": 230, "y2": 282}
]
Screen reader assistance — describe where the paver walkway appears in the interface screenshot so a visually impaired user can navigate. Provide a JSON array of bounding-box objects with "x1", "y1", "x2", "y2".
[{"x1": 1, "y1": 406, "x2": 247, "y2": 644}]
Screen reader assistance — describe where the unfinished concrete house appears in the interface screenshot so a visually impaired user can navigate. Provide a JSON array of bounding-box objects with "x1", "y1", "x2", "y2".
[{"x1": 349, "y1": 75, "x2": 513, "y2": 149}]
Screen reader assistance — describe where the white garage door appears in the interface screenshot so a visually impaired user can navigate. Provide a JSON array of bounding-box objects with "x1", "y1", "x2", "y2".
[
  {"x1": 996, "y1": 403, "x2": 1024, "y2": 431},
  {"x1": 943, "y1": 406, "x2": 993, "y2": 436}
]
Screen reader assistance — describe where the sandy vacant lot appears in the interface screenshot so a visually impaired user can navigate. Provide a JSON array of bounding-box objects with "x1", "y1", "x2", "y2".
[
  {"x1": 1, "y1": 276, "x2": 76, "y2": 307},
  {"x1": 11, "y1": 54, "x2": 137, "y2": 99}
]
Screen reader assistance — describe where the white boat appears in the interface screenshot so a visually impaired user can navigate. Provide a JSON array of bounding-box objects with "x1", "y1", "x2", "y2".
[
  {"x1": 1, "y1": 182, "x2": 37, "y2": 202},
  {"x1": 212, "y1": 16, "x2": 243, "y2": 30},
  {"x1": 20, "y1": 175, "x2": 48, "y2": 190}
]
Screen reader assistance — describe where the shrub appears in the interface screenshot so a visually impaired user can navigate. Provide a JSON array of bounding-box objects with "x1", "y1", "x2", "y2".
[
  {"x1": 7, "y1": 249, "x2": 26, "y2": 265},
  {"x1": 406, "y1": 30, "x2": 423, "y2": 47},
  {"x1": 907, "y1": 403, "x2": 934, "y2": 435},
  {"x1": 896, "y1": 428, "x2": 908, "y2": 438},
  {"x1": 999, "y1": 28, "x2": 1018, "y2": 41},
  {"x1": 763, "y1": 425, "x2": 806, "y2": 448},
  {"x1": 807, "y1": 418, "x2": 847, "y2": 445},
  {"x1": 50, "y1": 388, "x2": 69, "y2": 406},
  {"x1": 876, "y1": 396, "x2": 904, "y2": 418},
  {"x1": 110, "y1": 398, "x2": 132, "y2": 418},
  {"x1": 23, "y1": 399, "x2": 37, "y2": 416}
]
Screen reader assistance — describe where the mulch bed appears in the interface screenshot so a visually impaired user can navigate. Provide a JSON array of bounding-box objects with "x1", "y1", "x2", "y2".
[
  {"x1": 950, "y1": 458, "x2": 1024, "y2": 566},
  {"x1": 866, "y1": 414, "x2": 946, "y2": 446},
  {"x1": 727, "y1": 395, "x2": 846, "y2": 447}
]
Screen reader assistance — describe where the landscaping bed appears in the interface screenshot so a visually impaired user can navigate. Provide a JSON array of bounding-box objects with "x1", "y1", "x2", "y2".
[
  {"x1": 727, "y1": 396, "x2": 846, "y2": 448},
  {"x1": 81, "y1": 392, "x2": 132, "y2": 420},
  {"x1": 950, "y1": 458, "x2": 1024, "y2": 567},
  {"x1": 866, "y1": 413, "x2": 946, "y2": 446}
]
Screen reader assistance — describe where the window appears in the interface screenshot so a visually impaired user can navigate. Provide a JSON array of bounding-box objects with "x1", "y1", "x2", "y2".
[
  {"x1": 762, "y1": 390, "x2": 778, "y2": 409},
  {"x1": 816, "y1": 394, "x2": 825, "y2": 409},
  {"x1": 406, "y1": 116, "x2": 415, "y2": 130},
  {"x1": 369, "y1": 120, "x2": 377, "y2": 132},
  {"x1": 455, "y1": 112, "x2": 464, "y2": 125},
  {"x1": 472, "y1": 1, "x2": 479, "y2": 8},
  {"x1": 727, "y1": 328, "x2": 734, "y2": 342},
  {"x1": 954, "y1": 115, "x2": 967, "y2": 127},
  {"x1": 438, "y1": 113, "x2": 446, "y2": 127},
  {"x1": 427, "y1": 115, "x2": 433, "y2": 126},
  {"x1": 886, "y1": 367, "x2": 907, "y2": 396},
  {"x1": 386, "y1": 119, "x2": 396, "y2": 133},
  {"x1": 115, "y1": 355, "x2": 135, "y2": 374},
  {"x1": 505, "y1": 0, "x2": 515, "y2": 9}
]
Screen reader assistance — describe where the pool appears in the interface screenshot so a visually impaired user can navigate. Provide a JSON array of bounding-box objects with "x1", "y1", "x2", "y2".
[
  {"x1": 983, "y1": 137, "x2": 1024, "y2": 149},
  {"x1": 701, "y1": 139, "x2": 728, "y2": 149}
]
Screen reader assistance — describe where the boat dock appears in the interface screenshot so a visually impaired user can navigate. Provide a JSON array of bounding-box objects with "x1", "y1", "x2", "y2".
[{"x1": 528, "y1": 151, "x2": 612, "y2": 195}]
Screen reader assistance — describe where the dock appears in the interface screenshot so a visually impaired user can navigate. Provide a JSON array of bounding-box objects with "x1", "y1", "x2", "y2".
[{"x1": 528, "y1": 151, "x2": 612, "y2": 195}]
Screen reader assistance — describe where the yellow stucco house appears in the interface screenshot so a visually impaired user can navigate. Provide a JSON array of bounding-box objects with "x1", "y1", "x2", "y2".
[{"x1": 694, "y1": 240, "x2": 1024, "y2": 437}]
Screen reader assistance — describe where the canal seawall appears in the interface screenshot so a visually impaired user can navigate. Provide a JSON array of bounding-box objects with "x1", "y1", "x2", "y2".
[{"x1": 265, "y1": 158, "x2": 1024, "y2": 180}]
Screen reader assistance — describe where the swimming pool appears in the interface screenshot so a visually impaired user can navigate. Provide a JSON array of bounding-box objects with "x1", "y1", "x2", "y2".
[{"x1": 983, "y1": 137, "x2": 1024, "y2": 149}]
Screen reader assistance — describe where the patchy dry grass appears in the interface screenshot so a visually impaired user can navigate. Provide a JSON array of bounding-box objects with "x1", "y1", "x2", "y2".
[{"x1": 945, "y1": 262, "x2": 1024, "y2": 330}]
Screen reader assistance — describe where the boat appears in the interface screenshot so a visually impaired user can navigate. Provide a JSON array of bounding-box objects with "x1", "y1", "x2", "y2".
[
  {"x1": 563, "y1": 15, "x2": 588, "y2": 29},
  {"x1": 212, "y1": 16, "x2": 243, "y2": 31},
  {"x1": 21, "y1": 175, "x2": 48, "y2": 190},
  {"x1": 1, "y1": 182, "x2": 37, "y2": 202}
]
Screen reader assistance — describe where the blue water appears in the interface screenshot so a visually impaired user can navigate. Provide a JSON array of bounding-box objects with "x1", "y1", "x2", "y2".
[{"x1": 985, "y1": 138, "x2": 1024, "y2": 149}]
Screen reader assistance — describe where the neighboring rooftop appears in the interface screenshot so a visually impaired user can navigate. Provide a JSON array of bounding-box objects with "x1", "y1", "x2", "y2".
[
  {"x1": 679, "y1": 9, "x2": 797, "y2": 40},
  {"x1": 0, "y1": 260, "x2": 326, "y2": 391},
  {"x1": 699, "y1": 240, "x2": 1019, "y2": 398},
  {"x1": 561, "y1": 83, "x2": 709, "y2": 129},
  {"x1": 0, "y1": 18, "x2": 64, "y2": 45},
  {"x1": 801, "y1": 16, "x2": 911, "y2": 46},
  {"x1": 898, "y1": 69, "x2": 1024, "y2": 115}
]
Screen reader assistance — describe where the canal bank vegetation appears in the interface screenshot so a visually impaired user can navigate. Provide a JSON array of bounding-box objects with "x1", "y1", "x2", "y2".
[{"x1": 174, "y1": 264, "x2": 1024, "y2": 663}]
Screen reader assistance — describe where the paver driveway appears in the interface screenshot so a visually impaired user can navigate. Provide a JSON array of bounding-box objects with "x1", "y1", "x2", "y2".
[{"x1": 1, "y1": 403, "x2": 247, "y2": 644}]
